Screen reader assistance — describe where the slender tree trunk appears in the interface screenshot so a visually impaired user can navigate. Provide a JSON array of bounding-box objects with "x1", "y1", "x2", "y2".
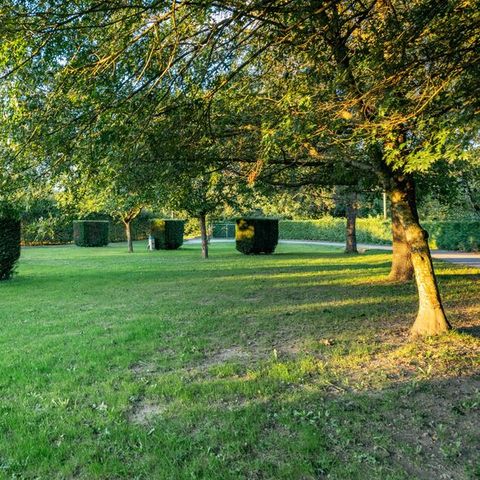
[
  {"x1": 388, "y1": 192, "x2": 414, "y2": 282},
  {"x1": 125, "y1": 221, "x2": 133, "y2": 253},
  {"x1": 345, "y1": 191, "x2": 358, "y2": 254},
  {"x1": 199, "y1": 213, "x2": 208, "y2": 259},
  {"x1": 392, "y1": 176, "x2": 451, "y2": 336}
]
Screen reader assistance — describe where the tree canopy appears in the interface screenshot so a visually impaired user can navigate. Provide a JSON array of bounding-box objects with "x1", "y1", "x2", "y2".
[{"x1": 1, "y1": 0, "x2": 479, "y2": 334}]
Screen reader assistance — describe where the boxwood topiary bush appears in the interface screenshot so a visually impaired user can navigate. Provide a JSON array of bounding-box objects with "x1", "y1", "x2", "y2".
[
  {"x1": 73, "y1": 220, "x2": 109, "y2": 247},
  {"x1": 236, "y1": 218, "x2": 279, "y2": 254},
  {"x1": 0, "y1": 205, "x2": 21, "y2": 280},
  {"x1": 151, "y1": 219, "x2": 184, "y2": 250}
]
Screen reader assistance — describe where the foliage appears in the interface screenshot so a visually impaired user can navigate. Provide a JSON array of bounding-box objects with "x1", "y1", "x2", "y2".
[
  {"x1": 166, "y1": 165, "x2": 241, "y2": 219},
  {"x1": 73, "y1": 220, "x2": 109, "y2": 247},
  {"x1": 281, "y1": 218, "x2": 480, "y2": 252},
  {"x1": 55, "y1": 158, "x2": 160, "y2": 251},
  {"x1": 424, "y1": 221, "x2": 480, "y2": 252},
  {"x1": 22, "y1": 216, "x2": 72, "y2": 246},
  {"x1": 236, "y1": 218, "x2": 279, "y2": 255},
  {"x1": 280, "y1": 218, "x2": 392, "y2": 245},
  {"x1": 108, "y1": 213, "x2": 153, "y2": 243},
  {"x1": 21, "y1": 202, "x2": 154, "y2": 245},
  {"x1": 151, "y1": 219, "x2": 184, "y2": 250},
  {"x1": 183, "y1": 217, "x2": 202, "y2": 238},
  {"x1": 0, "y1": 203, "x2": 21, "y2": 280}
]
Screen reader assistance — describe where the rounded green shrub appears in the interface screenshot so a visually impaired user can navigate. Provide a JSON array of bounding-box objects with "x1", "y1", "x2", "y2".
[
  {"x1": 236, "y1": 218, "x2": 279, "y2": 254},
  {"x1": 73, "y1": 220, "x2": 109, "y2": 247},
  {"x1": 151, "y1": 219, "x2": 184, "y2": 250},
  {"x1": 0, "y1": 204, "x2": 21, "y2": 280}
]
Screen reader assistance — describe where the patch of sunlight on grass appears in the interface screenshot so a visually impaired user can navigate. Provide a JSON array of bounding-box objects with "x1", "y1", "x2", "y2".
[
  {"x1": 0, "y1": 242, "x2": 478, "y2": 479},
  {"x1": 251, "y1": 296, "x2": 412, "y2": 316},
  {"x1": 249, "y1": 356, "x2": 327, "y2": 384}
]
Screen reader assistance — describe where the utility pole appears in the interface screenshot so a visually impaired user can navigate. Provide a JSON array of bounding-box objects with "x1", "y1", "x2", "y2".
[{"x1": 383, "y1": 191, "x2": 387, "y2": 220}]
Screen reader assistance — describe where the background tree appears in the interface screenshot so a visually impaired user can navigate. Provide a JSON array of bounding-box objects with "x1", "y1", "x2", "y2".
[
  {"x1": 167, "y1": 163, "x2": 240, "y2": 259},
  {"x1": 6, "y1": 1, "x2": 480, "y2": 335}
]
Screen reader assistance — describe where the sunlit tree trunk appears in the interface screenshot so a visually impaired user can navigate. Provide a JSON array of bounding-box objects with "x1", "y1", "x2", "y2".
[
  {"x1": 199, "y1": 213, "x2": 208, "y2": 259},
  {"x1": 388, "y1": 191, "x2": 414, "y2": 282},
  {"x1": 345, "y1": 191, "x2": 358, "y2": 254},
  {"x1": 124, "y1": 220, "x2": 133, "y2": 253},
  {"x1": 392, "y1": 176, "x2": 451, "y2": 336}
]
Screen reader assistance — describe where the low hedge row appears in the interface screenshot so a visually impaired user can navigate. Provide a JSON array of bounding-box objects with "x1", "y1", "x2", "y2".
[
  {"x1": 279, "y1": 218, "x2": 392, "y2": 245},
  {"x1": 18, "y1": 213, "x2": 480, "y2": 252},
  {"x1": 423, "y1": 221, "x2": 480, "y2": 251},
  {"x1": 21, "y1": 215, "x2": 153, "y2": 245},
  {"x1": 280, "y1": 218, "x2": 480, "y2": 252}
]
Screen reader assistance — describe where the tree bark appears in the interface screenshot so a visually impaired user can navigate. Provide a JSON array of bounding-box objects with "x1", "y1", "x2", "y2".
[
  {"x1": 392, "y1": 176, "x2": 451, "y2": 336},
  {"x1": 125, "y1": 221, "x2": 133, "y2": 253},
  {"x1": 199, "y1": 213, "x2": 208, "y2": 259},
  {"x1": 388, "y1": 191, "x2": 414, "y2": 282},
  {"x1": 345, "y1": 191, "x2": 358, "y2": 254}
]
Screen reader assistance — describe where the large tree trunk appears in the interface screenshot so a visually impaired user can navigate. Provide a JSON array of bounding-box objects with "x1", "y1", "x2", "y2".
[
  {"x1": 345, "y1": 191, "x2": 358, "y2": 254},
  {"x1": 125, "y1": 221, "x2": 133, "y2": 253},
  {"x1": 199, "y1": 213, "x2": 208, "y2": 259},
  {"x1": 388, "y1": 192, "x2": 414, "y2": 282},
  {"x1": 392, "y1": 176, "x2": 451, "y2": 336}
]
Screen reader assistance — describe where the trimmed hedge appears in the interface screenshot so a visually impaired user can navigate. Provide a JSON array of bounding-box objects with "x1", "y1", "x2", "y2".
[
  {"x1": 424, "y1": 221, "x2": 480, "y2": 251},
  {"x1": 151, "y1": 219, "x2": 184, "y2": 250},
  {"x1": 22, "y1": 213, "x2": 153, "y2": 246},
  {"x1": 73, "y1": 220, "x2": 109, "y2": 247},
  {"x1": 0, "y1": 209, "x2": 21, "y2": 280},
  {"x1": 279, "y1": 218, "x2": 392, "y2": 245},
  {"x1": 279, "y1": 218, "x2": 480, "y2": 252},
  {"x1": 236, "y1": 218, "x2": 279, "y2": 254}
]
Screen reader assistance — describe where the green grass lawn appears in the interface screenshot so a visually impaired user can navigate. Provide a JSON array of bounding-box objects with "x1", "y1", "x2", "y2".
[{"x1": 0, "y1": 242, "x2": 479, "y2": 479}]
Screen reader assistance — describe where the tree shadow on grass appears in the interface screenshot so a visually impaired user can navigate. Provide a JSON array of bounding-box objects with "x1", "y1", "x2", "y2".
[
  {"x1": 457, "y1": 325, "x2": 480, "y2": 338},
  {"x1": 436, "y1": 272, "x2": 480, "y2": 281},
  {"x1": 125, "y1": 362, "x2": 480, "y2": 480},
  {"x1": 10, "y1": 248, "x2": 479, "y2": 343},
  {"x1": 218, "y1": 374, "x2": 480, "y2": 480},
  {"x1": 13, "y1": 254, "x2": 395, "y2": 285}
]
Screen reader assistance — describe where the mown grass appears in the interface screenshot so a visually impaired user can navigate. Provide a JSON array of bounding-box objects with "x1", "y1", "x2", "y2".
[{"x1": 0, "y1": 242, "x2": 479, "y2": 479}]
